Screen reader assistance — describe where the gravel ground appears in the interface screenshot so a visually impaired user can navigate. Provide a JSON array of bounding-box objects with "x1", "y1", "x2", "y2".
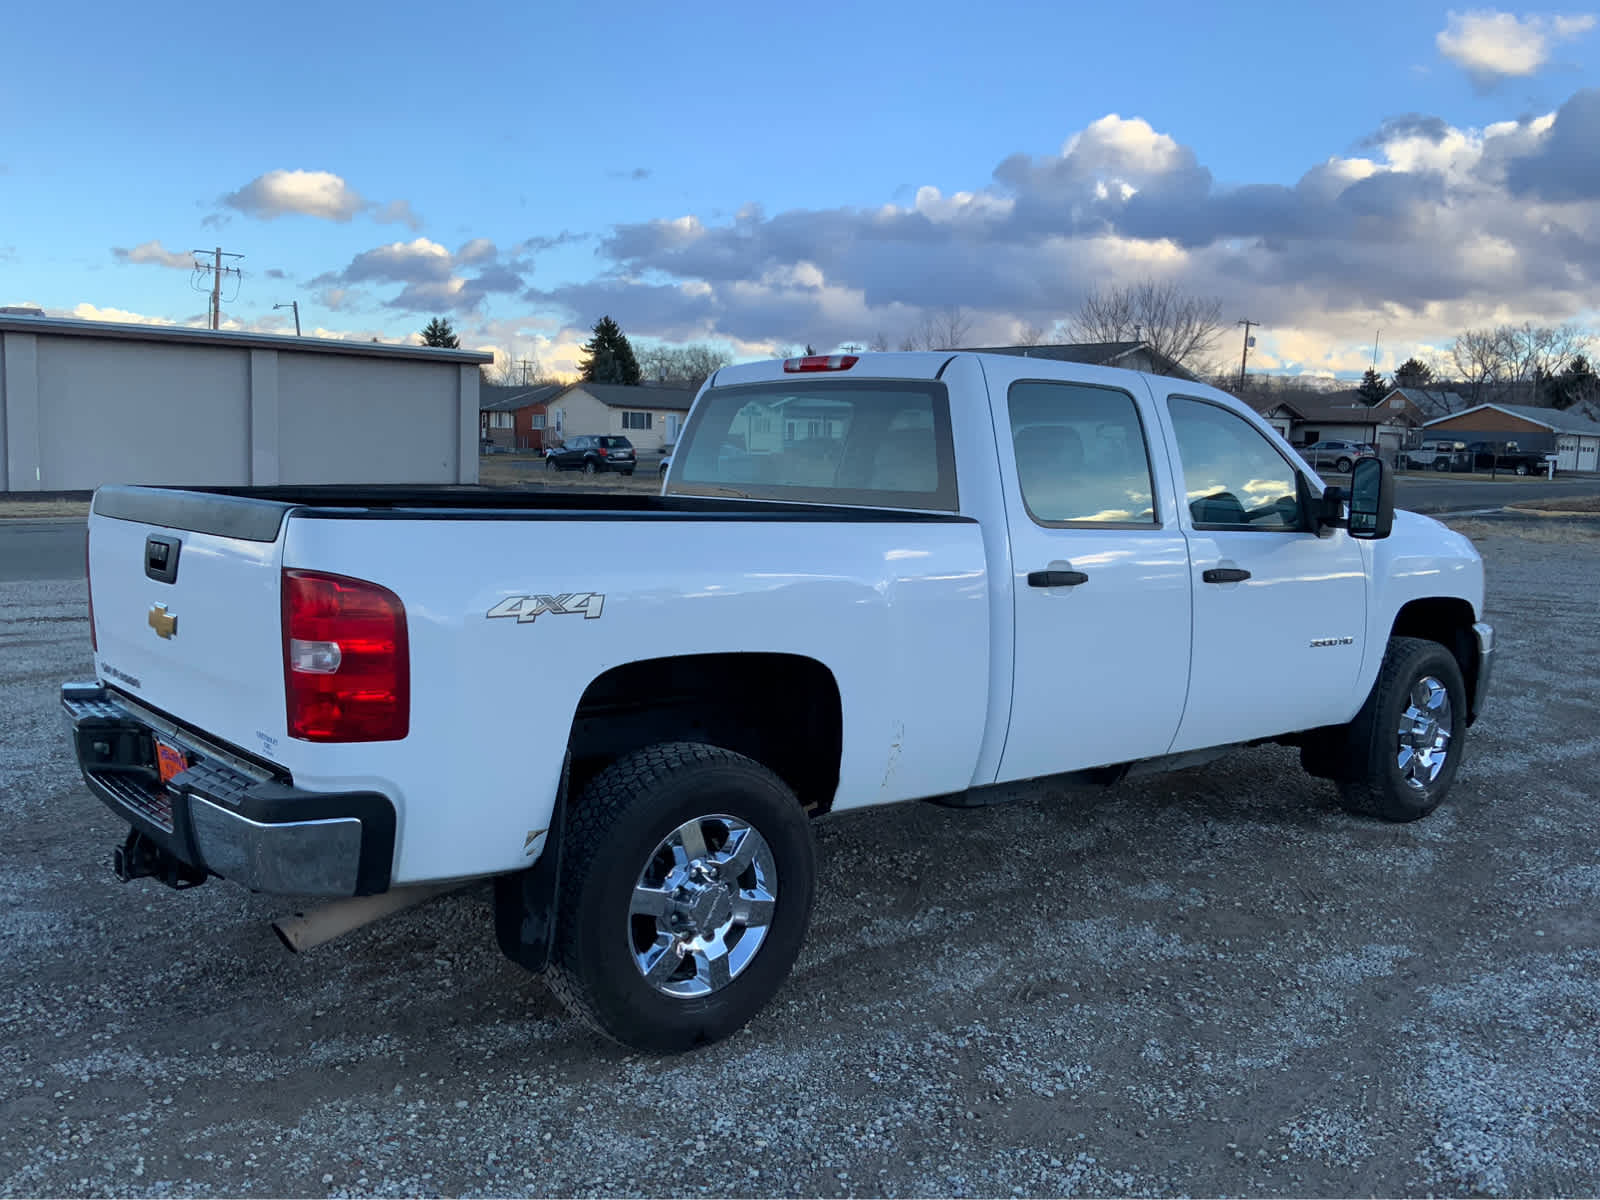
[{"x1": 2, "y1": 515, "x2": 1597, "y2": 1197}]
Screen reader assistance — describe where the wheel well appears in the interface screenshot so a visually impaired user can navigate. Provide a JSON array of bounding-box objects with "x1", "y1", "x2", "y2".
[
  {"x1": 1391, "y1": 597, "x2": 1479, "y2": 717},
  {"x1": 567, "y1": 653, "x2": 843, "y2": 814}
]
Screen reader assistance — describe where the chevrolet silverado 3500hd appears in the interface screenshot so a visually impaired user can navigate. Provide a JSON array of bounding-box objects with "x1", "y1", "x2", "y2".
[{"x1": 63, "y1": 350, "x2": 1492, "y2": 1051}]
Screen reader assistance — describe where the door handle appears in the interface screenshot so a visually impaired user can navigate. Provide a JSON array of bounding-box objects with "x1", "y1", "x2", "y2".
[
  {"x1": 1202, "y1": 567, "x2": 1252, "y2": 584},
  {"x1": 1028, "y1": 569, "x2": 1089, "y2": 588}
]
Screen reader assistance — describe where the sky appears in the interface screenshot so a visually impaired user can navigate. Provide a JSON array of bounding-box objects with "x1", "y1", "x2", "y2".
[{"x1": 2, "y1": 0, "x2": 1598, "y2": 380}]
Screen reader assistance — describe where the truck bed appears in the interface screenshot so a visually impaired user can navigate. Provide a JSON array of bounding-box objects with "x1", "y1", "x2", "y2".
[{"x1": 93, "y1": 484, "x2": 976, "y2": 536}]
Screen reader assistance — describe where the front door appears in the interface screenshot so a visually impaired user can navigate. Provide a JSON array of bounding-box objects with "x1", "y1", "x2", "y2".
[
  {"x1": 1155, "y1": 392, "x2": 1368, "y2": 753},
  {"x1": 986, "y1": 366, "x2": 1194, "y2": 784}
]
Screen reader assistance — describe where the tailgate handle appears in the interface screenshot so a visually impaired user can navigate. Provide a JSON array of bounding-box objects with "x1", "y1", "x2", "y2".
[{"x1": 145, "y1": 535, "x2": 182, "y2": 584}]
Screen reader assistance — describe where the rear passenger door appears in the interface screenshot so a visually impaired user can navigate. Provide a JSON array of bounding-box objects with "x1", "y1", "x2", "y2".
[{"x1": 983, "y1": 363, "x2": 1193, "y2": 783}]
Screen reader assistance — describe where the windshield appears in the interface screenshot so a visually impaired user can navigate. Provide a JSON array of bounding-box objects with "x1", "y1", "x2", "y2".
[{"x1": 665, "y1": 379, "x2": 958, "y2": 510}]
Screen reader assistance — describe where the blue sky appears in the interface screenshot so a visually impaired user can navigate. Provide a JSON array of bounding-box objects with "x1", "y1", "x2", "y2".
[{"x1": 2, "y1": 0, "x2": 1597, "y2": 379}]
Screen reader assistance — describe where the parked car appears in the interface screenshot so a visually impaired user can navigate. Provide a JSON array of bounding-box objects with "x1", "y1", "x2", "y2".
[
  {"x1": 1301, "y1": 439, "x2": 1377, "y2": 473},
  {"x1": 659, "y1": 451, "x2": 672, "y2": 479},
  {"x1": 544, "y1": 435, "x2": 636, "y2": 475},
  {"x1": 62, "y1": 351, "x2": 1492, "y2": 1053}
]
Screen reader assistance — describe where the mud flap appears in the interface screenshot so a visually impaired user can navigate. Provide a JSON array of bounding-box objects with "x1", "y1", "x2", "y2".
[{"x1": 492, "y1": 752, "x2": 570, "y2": 974}]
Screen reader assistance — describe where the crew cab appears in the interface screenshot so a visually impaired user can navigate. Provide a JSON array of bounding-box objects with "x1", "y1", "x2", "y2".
[
  {"x1": 1464, "y1": 440, "x2": 1550, "y2": 476},
  {"x1": 63, "y1": 351, "x2": 1493, "y2": 1052}
]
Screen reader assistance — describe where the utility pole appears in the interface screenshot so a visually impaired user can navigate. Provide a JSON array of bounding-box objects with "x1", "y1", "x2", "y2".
[
  {"x1": 1372, "y1": 329, "x2": 1381, "y2": 372},
  {"x1": 1237, "y1": 319, "x2": 1259, "y2": 392},
  {"x1": 192, "y1": 247, "x2": 243, "y2": 329},
  {"x1": 274, "y1": 301, "x2": 301, "y2": 335}
]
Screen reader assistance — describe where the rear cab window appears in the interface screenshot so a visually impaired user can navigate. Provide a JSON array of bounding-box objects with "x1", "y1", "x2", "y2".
[{"x1": 664, "y1": 379, "x2": 959, "y2": 511}]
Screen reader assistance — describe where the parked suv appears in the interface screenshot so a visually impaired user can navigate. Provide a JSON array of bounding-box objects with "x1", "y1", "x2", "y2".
[
  {"x1": 545, "y1": 435, "x2": 636, "y2": 475},
  {"x1": 1302, "y1": 440, "x2": 1376, "y2": 473},
  {"x1": 1404, "y1": 440, "x2": 1468, "y2": 472}
]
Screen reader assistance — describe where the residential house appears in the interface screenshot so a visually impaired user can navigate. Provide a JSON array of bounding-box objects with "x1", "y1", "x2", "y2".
[
  {"x1": 1383, "y1": 387, "x2": 1467, "y2": 420},
  {"x1": 1245, "y1": 392, "x2": 1423, "y2": 460},
  {"x1": 960, "y1": 340, "x2": 1201, "y2": 380},
  {"x1": 546, "y1": 380, "x2": 699, "y2": 454},
  {"x1": 479, "y1": 383, "x2": 563, "y2": 451},
  {"x1": 1424, "y1": 403, "x2": 1600, "y2": 473}
]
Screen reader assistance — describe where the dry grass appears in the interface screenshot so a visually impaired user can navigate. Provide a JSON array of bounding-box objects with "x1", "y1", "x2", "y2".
[
  {"x1": 0, "y1": 499, "x2": 90, "y2": 520},
  {"x1": 1446, "y1": 516, "x2": 1600, "y2": 544},
  {"x1": 478, "y1": 452, "x2": 661, "y2": 493},
  {"x1": 1507, "y1": 495, "x2": 1600, "y2": 514}
]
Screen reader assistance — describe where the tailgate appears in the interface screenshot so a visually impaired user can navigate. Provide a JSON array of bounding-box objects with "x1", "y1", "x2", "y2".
[{"x1": 88, "y1": 486, "x2": 292, "y2": 763}]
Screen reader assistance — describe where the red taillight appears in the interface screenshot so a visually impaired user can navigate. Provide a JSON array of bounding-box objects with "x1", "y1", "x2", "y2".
[
  {"x1": 783, "y1": 354, "x2": 859, "y2": 373},
  {"x1": 282, "y1": 569, "x2": 410, "y2": 743},
  {"x1": 597, "y1": 447, "x2": 608, "y2": 457},
  {"x1": 85, "y1": 530, "x2": 96, "y2": 652}
]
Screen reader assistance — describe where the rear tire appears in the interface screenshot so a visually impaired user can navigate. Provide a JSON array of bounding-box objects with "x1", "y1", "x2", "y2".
[
  {"x1": 583, "y1": 460, "x2": 598, "y2": 476},
  {"x1": 546, "y1": 742, "x2": 816, "y2": 1053},
  {"x1": 1515, "y1": 463, "x2": 1528, "y2": 476},
  {"x1": 1335, "y1": 457, "x2": 1353, "y2": 473},
  {"x1": 1335, "y1": 637, "x2": 1467, "y2": 822}
]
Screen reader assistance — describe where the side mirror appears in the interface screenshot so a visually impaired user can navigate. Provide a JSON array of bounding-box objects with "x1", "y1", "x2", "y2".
[{"x1": 1348, "y1": 457, "x2": 1394, "y2": 539}]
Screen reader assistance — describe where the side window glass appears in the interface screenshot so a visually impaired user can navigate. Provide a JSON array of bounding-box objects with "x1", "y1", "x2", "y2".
[
  {"x1": 1006, "y1": 381, "x2": 1157, "y2": 525},
  {"x1": 1168, "y1": 397, "x2": 1303, "y2": 530}
]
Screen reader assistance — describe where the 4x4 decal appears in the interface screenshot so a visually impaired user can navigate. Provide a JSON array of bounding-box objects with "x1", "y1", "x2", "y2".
[{"x1": 487, "y1": 593, "x2": 606, "y2": 624}]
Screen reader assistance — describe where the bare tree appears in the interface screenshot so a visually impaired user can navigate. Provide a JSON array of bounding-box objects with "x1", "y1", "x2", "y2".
[
  {"x1": 1068, "y1": 278, "x2": 1225, "y2": 376},
  {"x1": 1449, "y1": 328, "x2": 1509, "y2": 405},
  {"x1": 925, "y1": 306, "x2": 973, "y2": 349},
  {"x1": 1500, "y1": 322, "x2": 1593, "y2": 397},
  {"x1": 1014, "y1": 321, "x2": 1048, "y2": 347},
  {"x1": 868, "y1": 331, "x2": 890, "y2": 353},
  {"x1": 639, "y1": 342, "x2": 734, "y2": 383}
]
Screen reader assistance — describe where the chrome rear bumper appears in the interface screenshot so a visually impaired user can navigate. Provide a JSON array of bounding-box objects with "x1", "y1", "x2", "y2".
[{"x1": 62, "y1": 683, "x2": 394, "y2": 896}]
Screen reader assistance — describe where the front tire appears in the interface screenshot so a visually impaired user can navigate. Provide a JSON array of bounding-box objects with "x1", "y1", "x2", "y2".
[
  {"x1": 546, "y1": 743, "x2": 816, "y2": 1053},
  {"x1": 583, "y1": 460, "x2": 598, "y2": 476},
  {"x1": 1336, "y1": 637, "x2": 1467, "y2": 822},
  {"x1": 1514, "y1": 463, "x2": 1528, "y2": 476},
  {"x1": 1335, "y1": 456, "x2": 1353, "y2": 473}
]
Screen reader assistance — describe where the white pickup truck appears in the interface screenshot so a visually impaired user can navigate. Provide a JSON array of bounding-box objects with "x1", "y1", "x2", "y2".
[{"x1": 63, "y1": 350, "x2": 1493, "y2": 1052}]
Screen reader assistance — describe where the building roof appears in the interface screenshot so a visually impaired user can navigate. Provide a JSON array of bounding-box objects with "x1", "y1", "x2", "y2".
[
  {"x1": 1386, "y1": 387, "x2": 1466, "y2": 418},
  {"x1": 960, "y1": 340, "x2": 1198, "y2": 379},
  {"x1": 565, "y1": 380, "x2": 699, "y2": 411},
  {"x1": 1250, "y1": 393, "x2": 1416, "y2": 427},
  {"x1": 0, "y1": 312, "x2": 494, "y2": 364},
  {"x1": 1425, "y1": 402, "x2": 1600, "y2": 435},
  {"x1": 479, "y1": 383, "x2": 563, "y2": 412}
]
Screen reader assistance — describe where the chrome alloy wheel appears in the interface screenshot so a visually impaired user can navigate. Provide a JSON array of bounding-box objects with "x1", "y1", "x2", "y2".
[
  {"x1": 628, "y1": 814, "x2": 777, "y2": 998},
  {"x1": 1397, "y1": 675, "x2": 1452, "y2": 789}
]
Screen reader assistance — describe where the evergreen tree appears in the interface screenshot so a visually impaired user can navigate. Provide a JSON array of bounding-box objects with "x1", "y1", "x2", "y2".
[
  {"x1": 421, "y1": 317, "x2": 460, "y2": 348},
  {"x1": 1357, "y1": 367, "x2": 1390, "y2": 404},
  {"x1": 1393, "y1": 357, "x2": 1432, "y2": 389},
  {"x1": 1553, "y1": 355, "x2": 1598, "y2": 410},
  {"x1": 578, "y1": 315, "x2": 642, "y2": 385}
]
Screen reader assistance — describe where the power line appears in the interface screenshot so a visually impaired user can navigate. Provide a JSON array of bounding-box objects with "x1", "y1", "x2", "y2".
[{"x1": 191, "y1": 246, "x2": 243, "y2": 329}]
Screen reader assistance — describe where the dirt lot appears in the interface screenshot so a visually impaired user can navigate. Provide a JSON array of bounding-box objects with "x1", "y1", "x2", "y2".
[{"x1": 2, "y1": 513, "x2": 1597, "y2": 1197}]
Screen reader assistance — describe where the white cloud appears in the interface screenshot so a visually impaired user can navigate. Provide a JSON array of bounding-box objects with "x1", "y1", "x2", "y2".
[
  {"x1": 65, "y1": 303, "x2": 182, "y2": 326},
  {"x1": 1436, "y1": 10, "x2": 1597, "y2": 82},
  {"x1": 223, "y1": 169, "x2": 367, "y2": 221},
  {"x1": 111, "y1": 240, "x2": 194, "y2": 269}
]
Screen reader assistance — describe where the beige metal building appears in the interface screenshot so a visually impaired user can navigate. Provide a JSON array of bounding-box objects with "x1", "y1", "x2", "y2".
[{"x1": 0, "y1": 314, "x2": 492, "y2": 492}]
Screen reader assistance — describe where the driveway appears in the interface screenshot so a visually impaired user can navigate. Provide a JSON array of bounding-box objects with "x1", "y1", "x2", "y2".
[{"x1": 2, "y1": 512, "x2": 1598, "y2": 1196}]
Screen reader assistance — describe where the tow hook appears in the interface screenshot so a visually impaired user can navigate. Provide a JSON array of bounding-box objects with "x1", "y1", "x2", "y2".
[{"x1": 113, "y1": 828, "x2": 207, "y2": 890}]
